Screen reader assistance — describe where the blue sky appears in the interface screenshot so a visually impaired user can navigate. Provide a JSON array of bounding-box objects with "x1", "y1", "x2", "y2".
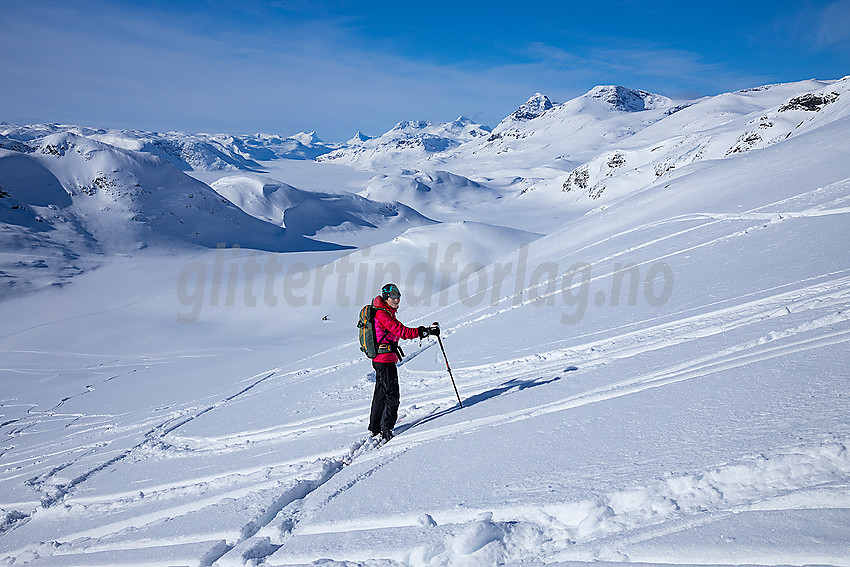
[{"x1": 3, "y1": 0, "x2": 849, "y2": 141}]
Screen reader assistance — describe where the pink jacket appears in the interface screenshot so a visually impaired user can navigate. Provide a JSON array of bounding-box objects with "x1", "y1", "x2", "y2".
[{"x1": 372, "y1": 295, "x2": 420, "y2": 363}]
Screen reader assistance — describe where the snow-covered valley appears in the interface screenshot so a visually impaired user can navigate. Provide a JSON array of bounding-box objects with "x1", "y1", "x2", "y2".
[{"x1": 1, "y1": 78, "x2": 849, "y2": 566}]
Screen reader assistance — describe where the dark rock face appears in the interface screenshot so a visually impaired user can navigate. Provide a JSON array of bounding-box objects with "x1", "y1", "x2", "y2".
[
  {"x1": 509, "y1": 93, "x2": 555, "y2": 121},
  {"x1": 590, "y1": 86, "x2": 654, "y2": 112},
  {"x1": 779, "y1": 92, "x2": 840, "y2": 112}
]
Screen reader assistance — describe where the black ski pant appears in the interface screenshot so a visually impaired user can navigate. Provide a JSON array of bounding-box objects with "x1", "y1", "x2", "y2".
[{"x1": 369, "y1": 361, "x2": 399, "y2": 435}]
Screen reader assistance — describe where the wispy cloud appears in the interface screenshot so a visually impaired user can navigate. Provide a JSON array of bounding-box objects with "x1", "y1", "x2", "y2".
[
  {"x1": 0, "y1": 1, "x2": 548, "y2": 138},
  {"x1": 1, "y1": 0, "x2": 843, "y2": 140},
  {"x1": 813, "y1": 0, "x2": 850, "y2": 47},
  {"x1": 773, "y1": 0, "x2": 850, "y2": 50}
]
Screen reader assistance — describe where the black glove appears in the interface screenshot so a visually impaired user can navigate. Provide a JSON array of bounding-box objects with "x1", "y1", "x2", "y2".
[
  {"x1": 417, "y1": 326, "x2": 429, "y2": 339},
  {"x1": 429, "y1": 324, "x2": 440, "y2": 336}
]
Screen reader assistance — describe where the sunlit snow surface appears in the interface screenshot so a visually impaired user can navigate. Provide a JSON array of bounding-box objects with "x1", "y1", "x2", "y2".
[{"x1": 1, "y1": 79, "x2": 850, "y2": 566}]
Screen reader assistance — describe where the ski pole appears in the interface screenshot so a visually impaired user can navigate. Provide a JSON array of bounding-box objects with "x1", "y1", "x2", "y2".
[{"x1": 433, "y1": 323, "x2": 463, "y2": 408}]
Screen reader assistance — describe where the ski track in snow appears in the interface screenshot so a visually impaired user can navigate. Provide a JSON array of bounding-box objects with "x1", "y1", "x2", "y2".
[
  {"x1": 89, "y1": 299, "x2": 850, "y2": 562},
  {"x1": 442, "y1": 179, "x2": 850, "y2": 339},
  {"x1": 2, "y1": 257, "x2": 849, "y2": 565},
  {"x1": 271, "y1": 441, "x2": 850, "y2": 562},
  {"x1": 227, "y1": 266, "x2": 849, "y2": 565},
  {"x1": 0, "y1": 370, "x2": 287, "y2": 549}
]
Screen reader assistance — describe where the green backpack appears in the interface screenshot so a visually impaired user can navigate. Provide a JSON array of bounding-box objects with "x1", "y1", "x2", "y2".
[{"x1": 357, "y1": 305, "x2": 396, "y2": 359}]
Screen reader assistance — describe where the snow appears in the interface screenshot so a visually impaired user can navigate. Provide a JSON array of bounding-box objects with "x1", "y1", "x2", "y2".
[
  {"x1": 1, "y1": 77, "x2": 850, "y2": 566},
  {"x1": 503, "y1": 93, "x2": 556, "y2": 123},
  {"x1": 317, "y1": 117, "x2": 491, "y2": 171},
  {"x1": 208, "y1": 174, "x2": 434, "y2": 247}
]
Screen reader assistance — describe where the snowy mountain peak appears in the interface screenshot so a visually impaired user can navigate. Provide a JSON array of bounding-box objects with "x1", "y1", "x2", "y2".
[
  {"x1": 34, "y1": 131, "x2": 147, "y2": 168},
  {"x1": 451, "y1": 116, "x2": 474, "y2": 126},
  {"x1": 586, "y1": 85, "x2": 671, "y2": 112},
  {"x1": 391, "y1": 120, "x2": 431, "y2": 132},
  {"x1": 318, "y1": 117, "x2": 491, "y2": 168},
  {"x1": 291, "y1": 131, "x2": 323, "y2": 145},
  {"x1": 508, "y1": 93, "x2": 555, "y2": 121},
  {"x1": 349, "y1": 131, "x2": 373, "y2": 144},
  {"x1": 36, "y1": 131, "x2": 95, "y2": 153}
]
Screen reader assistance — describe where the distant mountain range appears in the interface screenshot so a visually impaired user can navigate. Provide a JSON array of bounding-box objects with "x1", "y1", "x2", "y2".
[
  {"x1": 0, "y1": 124, "x2": 338, "y2": 171},
  {"x1": 1, "y1": 77, "x2": 847, "y2": 297}
]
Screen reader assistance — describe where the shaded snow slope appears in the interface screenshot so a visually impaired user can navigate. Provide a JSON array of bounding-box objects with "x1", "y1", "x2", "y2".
[
  {"x1": 29, "y1": 133, "x2": 345, "y2": 251},
  {"x1": 0, "y1": 133, "x2": 351, "y2": 296},
  {"x1": 360, "y1": 170, "x2": 506, "y2": 216},
  {"x1": 304, "y1": 221, "x2": 544, "y2": 312},
  {"x1": 0, "y1": 149, "x2": 98, "y2": 297},
  {"x1": 210, "y1": 174, "x2": 435, "y2": 247}
]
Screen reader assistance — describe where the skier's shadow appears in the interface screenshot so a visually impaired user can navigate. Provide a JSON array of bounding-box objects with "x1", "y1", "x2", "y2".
[{"x1": 396, "y1": 366, "x2": 578, "y2": 435}]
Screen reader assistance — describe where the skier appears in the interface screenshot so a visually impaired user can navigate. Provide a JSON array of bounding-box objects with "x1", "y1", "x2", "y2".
[{"x1": 369, "y1": 283, "x2": 439, "y2": 441}]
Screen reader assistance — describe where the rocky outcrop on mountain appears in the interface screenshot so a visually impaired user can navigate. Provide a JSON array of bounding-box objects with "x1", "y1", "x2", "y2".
[
  {"x1": 0, "y1": 134, "x2": 33, "y2": 153},
  {"x1": 778, "y1": 91, "x2": 840, "y2": 112},
  {"x1": 507, "y1": 93, "x2": 555, "y2": 122},
  {"x1": 141, "y1": 137, "x2": 263, "y2": 171},
  {"x1": 218, "y1": 133, "x2": 334, "y2": 161},
  {"x1": 587, "y1": 85, "x2": 672, "y2": 112},
  {"x1": 557, "y1": 78, "x2": 849, "y2": 202}
]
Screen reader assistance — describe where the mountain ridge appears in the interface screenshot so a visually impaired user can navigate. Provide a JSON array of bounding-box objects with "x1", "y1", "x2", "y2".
[{"x1": 2, "y1": 77, "x2": 847, "y2": 296}]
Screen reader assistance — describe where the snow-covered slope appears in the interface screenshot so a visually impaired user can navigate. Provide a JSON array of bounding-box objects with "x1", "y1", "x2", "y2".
[
  {"x1": 360, "y1": 170, "x2": 506, "y2": 218},
  {"x1": 318, "y1": 117, "x2": 491, "y2": 170},
  {"x1": 556, "y1": 78, "x2": 847, "y2": 202},
  {"x1": 210, "y1": 174, "x2": 435, "y2": 247},
  {"x1": 0, "y1": 132, "x2": 355, "y2": 295},
  {"x1": 0, "y1": 123, "x2": 336, "y2": 172},
  {"x1": 0, "y1": 132, "x2": 451, "y2": 294},
  {"x1": 0, "y1": 148, "x2": 97, "y2": 297},
  {"x1": 21, "y1": 133, "x2": 347, "y2": 250},
  {"x1": 210, "y1": 132, "x2": 334, "y2": 162},
  {"x1": 422, "y1": 80, "x2": 843, "y2": 199},
  {"x1": 1, "y1": 76, "x2": 849, "y2": 566},
  {"x1": 424, "y1": 86, "x2": 685, "y2": 193},
  {"x1": 314, "y1": 220, "x2": 544, "y2": 308}
]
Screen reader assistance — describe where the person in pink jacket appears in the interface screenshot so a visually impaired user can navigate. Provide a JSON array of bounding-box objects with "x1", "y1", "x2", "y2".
[{"x1": 369, "y1": 283, "x2": 439, "y2": 441}]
